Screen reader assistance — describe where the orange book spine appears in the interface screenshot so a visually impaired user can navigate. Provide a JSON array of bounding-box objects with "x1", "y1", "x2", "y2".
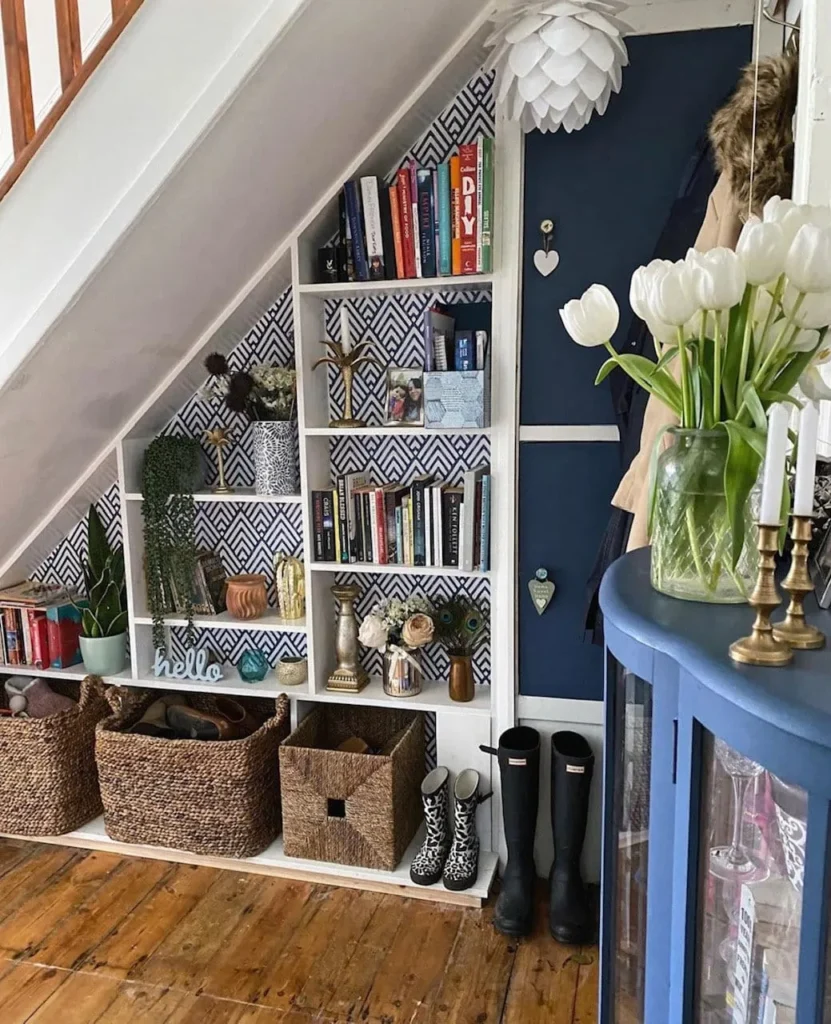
[
  {"x1": 389, "y1": 184, "x2": 405, "y2": 280},
  {"x1": 450, "y1": 155, "x2": 462, "y2": 276}
]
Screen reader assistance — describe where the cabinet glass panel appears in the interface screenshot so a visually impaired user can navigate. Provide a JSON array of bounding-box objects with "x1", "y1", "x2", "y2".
[
  {"x1": 694, "y1": 730, "x2": 805, "y2": 1023},
  {"x1": 612, "y1": 669, "x2": 652, "y2": 1024}
]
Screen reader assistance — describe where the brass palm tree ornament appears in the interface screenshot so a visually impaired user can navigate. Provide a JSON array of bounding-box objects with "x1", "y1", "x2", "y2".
[
  {"x1": 312, "y1": 338, "x2": 381, "y2": 428},
  {"x1": 205, "y1": 427, "x2": 233, "y2": 494}
]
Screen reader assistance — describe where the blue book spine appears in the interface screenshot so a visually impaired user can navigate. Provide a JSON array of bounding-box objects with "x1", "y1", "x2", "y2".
[
  {"x1": 344, "y1": 180, "x2": 369, "y2": 281},
  {"x1": 438, "y1": 162, "x2": 452, "y2": 276},
  {"x1": 416, "y1": 170, "x2": 437, "y2": 279},
  {"x1": 454, "y1": 330, "x2": 474, "y2": 371},
  {"x1": 480, "y1": 474, "x2": 491, "y2": 572},
  {"x1": 395, "y1": 508, "x2": 404, "y2": 565}
]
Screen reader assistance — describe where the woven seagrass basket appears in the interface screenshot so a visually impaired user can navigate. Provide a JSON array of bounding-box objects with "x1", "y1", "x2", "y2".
[
  {"x1": 96, "y1": 688, "x2": 289, "y2": 858},
  {"x1": 279, "y1": 705, "x2": 424, "y2": 870},
  {"x1": 0, "y1": 675, "x2": 109, "y2": 835}
]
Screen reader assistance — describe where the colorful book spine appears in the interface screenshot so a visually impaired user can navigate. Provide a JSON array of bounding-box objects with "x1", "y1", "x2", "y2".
[
  {"x1": 336, "y1": 477, "x2": 349, "y2": 563},
  {"x1": 312, "y1": 492, "x2": 325, "y2": 561},
  {"x1": 458, "y1": 143, "x2": 478, "y2": 274},
  {"x1": 332, "y1": 488, "x2": 342, "y2": 564},
  {"x1": 360, "y1": 176, "x2": 385, "y2": 281},
  {"x1": 437, "y1": 162, "x2": 452, "y2": 277},
  {"x1": 454, "y1": 330, "x2": 475, "y2": 371},
  {"x1": 395, "y1": 508, "x2": 404, "y2": 565},
  {"x1": 432, "y1": 169, "x2": 440, "y2": 275},
  {"x1": 408, "y1": 159, "x2": 422, "y2": 277},
  {"x1": 343, "y1": 180, "x2": 369, "y2": 281},
  {"x1": 416, "y1": 169, "x2": 436, "y2": 279},
  {"x1": 481, "y1": 136, "x2": 494, "y2": 273},
  {"x1": 374, "y1": 489, "x2": 388, "y2": 564},
  {"x1": 396, "y1": 168, "x2": 416, "y2": 279},
  {"x1": 402, "y1": 500, "x2": 413, "y2": 566},
  {"x1": 29, "y1": 609, "x2": 49, "y2": 667},
  {"x1": 450, "y1": 154, "x2": 462, "y2": 276},
  {"x1": 21, "y1": 608, "x2": 33, "y2": 665},
  {"x1": 389, "y1": 184, "x2": 405, "y2": 279},
  {"x1": 3, "y1": 608, "x2": 21, "y2": 665},
  {"x1": 46, "y1": 605, "x2": 82, "y2": 668},
  {"x1": 321, "y1": 491, "x2": 336, "y2": 562},
  {"x1": 362, "y1": 491, "x2": 374, "y2": 563},
  {"x1": 480, "y1": 474, "x2": 491, "y2": 572},
  {"x1": 476, "y1": 136, "x2": 484, "y2": 273}
]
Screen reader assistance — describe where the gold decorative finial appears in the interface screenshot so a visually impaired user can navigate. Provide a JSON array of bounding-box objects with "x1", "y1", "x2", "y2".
[
  {"x1": 205, "y1": 427, "x2": 233, "y2": 494},
  {"x1": 312, "y1": 338, "x2": 381, "y2": 428}
]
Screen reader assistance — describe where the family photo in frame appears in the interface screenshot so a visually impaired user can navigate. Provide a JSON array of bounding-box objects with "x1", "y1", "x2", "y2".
[{"x1": 385, "y1": 368, "x2": 424, "y2": 426}]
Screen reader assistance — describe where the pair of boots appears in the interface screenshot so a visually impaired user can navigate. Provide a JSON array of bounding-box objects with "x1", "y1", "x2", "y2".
[
  {"x1": 410, "y1": 767, "x2": 490, "y2": 892},
  {"x1": 485, "y1": 727, "x2": 594, "y2": 941}
]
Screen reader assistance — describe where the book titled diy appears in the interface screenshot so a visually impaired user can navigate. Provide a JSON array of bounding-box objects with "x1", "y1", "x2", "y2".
[{"x1": 458, "y1": 143, "x2": 479, "y2": 274}]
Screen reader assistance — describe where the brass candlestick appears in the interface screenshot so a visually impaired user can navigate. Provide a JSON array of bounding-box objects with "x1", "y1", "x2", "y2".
[
  {"x1": 773, "y1": 515, "x2": 825, "y2": 650},
  {"x1": 313, "y1": 338, "x2": 381, "y2": 428},
  {"x1": 729, "y1": 524, "x2": 793, "y2": 667},
  {"x1": 327, "y1": 583, "x2": 368, "y2": 692},
  {"x1": 205, "y1": 427, "x2": 233, "y2": 494}
]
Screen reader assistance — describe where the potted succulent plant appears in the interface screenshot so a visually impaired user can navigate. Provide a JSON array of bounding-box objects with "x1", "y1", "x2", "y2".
[
  {"x1": 433, "y1": 595, "x2": 488, "y2": 703},
  {"x1": 202, "y1": 353, "x2": 298, "y2": 495},
  {"x1": 77, "y1": 505, "x2": 129, "y2": 676}
]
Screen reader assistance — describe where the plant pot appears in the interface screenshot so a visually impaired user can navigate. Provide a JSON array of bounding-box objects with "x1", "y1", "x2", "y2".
[
  {"x1": 448, "y1": 653, "x2": 474, "y2": 702},
  {"x1": 277, "y1": 656, "x2": 308, "y2": 686},
  {"x1": 80, "y1": 633, "x2": 127, "y2": 677},
  {"x1": 252, "y1": 421, "x2": 298, "y2": 496},
  {"x1": 226, "y1": 574, "x2": 269, "y2": 620},
  {"x1": 651, "y1": 428, "x2": 760, "y2": 603},
  {"x1": 382, "y1": 647, "x2": 422, "y2": 698}
]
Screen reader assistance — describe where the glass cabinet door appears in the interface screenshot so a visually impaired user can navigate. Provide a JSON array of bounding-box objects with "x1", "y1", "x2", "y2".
[
  {"x1": 694, "y1": 730, "x2": 806, "y2": 1024},
  {"x1": 610, "y1": 669, "x2": 653, "y2": 1024}
]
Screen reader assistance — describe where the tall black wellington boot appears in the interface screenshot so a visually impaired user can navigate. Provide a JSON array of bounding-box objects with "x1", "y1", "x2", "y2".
[
  {"x1": 482, "y1": 726, "x2": 541, "y2": 937},
  {"x1": 548, "y1": 730, "x2": 595, "y2": 944}
]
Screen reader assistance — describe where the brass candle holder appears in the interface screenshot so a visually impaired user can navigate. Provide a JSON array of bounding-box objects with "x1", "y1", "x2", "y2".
[
  {"x1": 327, "y1": 583, "x2": 368, "y2": 693},
  {"x1": 313, "y1": 338, "x2": 381, "y2": 429},
  {"x1": 729, "y1": 523, "x2": 793, "y2": 667},
  {"x1": 205, "y1": 427, "x2": 233, "y2": 494},
  {"x1": 773, "y1": 515, "x2": 826, "y2": 650}
]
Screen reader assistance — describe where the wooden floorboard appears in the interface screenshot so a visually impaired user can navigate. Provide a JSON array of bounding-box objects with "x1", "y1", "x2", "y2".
[{"x1": 0, "y1": 839, "x2": 599, "y2": 1023}]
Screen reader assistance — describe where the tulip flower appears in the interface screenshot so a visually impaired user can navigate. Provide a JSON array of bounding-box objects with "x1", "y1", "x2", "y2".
[
  {"x1": 736, "y1": 216, "x2": 787, "y2": 286},
  {"x1": 629, "y1": 259, "x2": 671, "y2": 322},
  {"x1": 799, "y1": 366, "x2": 831, "y2": 402},
  {"x1": 804, "y1": 204, "x2": 831, "y2": 230},
  {"x1": 560, "y1": 284, "x2": 620, "y2": 347},
  {"x1": 785, "y1": 224, "x2": 831, "y2": 293},
  {"x1": 649, "y1": 317, "x2": 681, "y2": 347},
  {"x1": 790, "y1": 327, "x2": 822, "y2": 353},
  {"x1": 763, "y1": 196, "x2": 809, "y2": 249},
  {"x1": 650, "y1": 261, "x2": 698, "y2": 327},
  {"x1": 690, "y1": 248, "x2": 747, "y2": 310},
  {"x1": 783, "y1": 286, "x2": 831, "y2": 330}
]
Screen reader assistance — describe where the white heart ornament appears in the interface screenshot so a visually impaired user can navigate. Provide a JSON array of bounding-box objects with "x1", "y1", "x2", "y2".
[{"x1": 534, "y1": 248, "x2": 560, "y2": 276}]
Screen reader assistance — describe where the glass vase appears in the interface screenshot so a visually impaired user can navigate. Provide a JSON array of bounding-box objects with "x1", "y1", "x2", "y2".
[
  {"x1": 382, "y1": 647, "x2": 422, "y2": 698},
  {"x1": 651, "y1": 428, "x2": 759, "y2": 603}
]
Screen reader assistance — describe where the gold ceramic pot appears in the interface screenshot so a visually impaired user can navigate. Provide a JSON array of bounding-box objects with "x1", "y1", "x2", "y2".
[
  {"x1": 226, "y1": 574, "x2": 268, "y2": 620},
  {"x1": 448, "y1": 653, "x2": 474, "y2": 703}
]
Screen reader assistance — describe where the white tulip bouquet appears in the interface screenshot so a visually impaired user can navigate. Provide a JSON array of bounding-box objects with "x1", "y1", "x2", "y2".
[{"x1": 560, "y1": 197, "x2": 831, "y2": 594}]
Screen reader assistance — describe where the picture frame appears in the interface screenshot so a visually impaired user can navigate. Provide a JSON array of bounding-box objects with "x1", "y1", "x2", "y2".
[{"x1": 385, "y1": 367, "x2": 424, "y2": 427}]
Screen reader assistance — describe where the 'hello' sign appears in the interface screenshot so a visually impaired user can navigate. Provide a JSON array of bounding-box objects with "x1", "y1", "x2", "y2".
[{"x1": 153, "y1": 648, "x2": 223, "y2": 683}]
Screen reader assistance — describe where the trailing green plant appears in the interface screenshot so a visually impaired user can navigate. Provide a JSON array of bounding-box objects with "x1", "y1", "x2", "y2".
[
  {"x1": 78, "y1": 504, "x2": 128, "y2": 638},
  {"x1": 141, "y1": 435, "x2": 201, "y2": 652},
  {"x1": 433, "y1": 595, "x2": 488, "y2": 657}
]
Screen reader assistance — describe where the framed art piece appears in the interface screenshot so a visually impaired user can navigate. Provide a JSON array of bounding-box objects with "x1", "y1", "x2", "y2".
[{"x1": 385, "y1": 367, "x2": 424, "y2": 426}]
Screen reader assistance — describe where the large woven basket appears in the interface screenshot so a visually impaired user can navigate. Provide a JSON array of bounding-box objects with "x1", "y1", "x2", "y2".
[
  {"x1": 96, "y1": 689, "x2": 289, "y2": 858},
  {"x1": 280, "y1": 705, "x2": 424, "y2": 870},
  {"x1": 0, "y1": 675, "x2": 109, "y2": 835}
]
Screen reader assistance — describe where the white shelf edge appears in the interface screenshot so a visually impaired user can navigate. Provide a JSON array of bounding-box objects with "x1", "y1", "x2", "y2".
[
  {"x1": 0, "y1": 817, "x2": 497, "y2": 906},
  {"x1": 124, "y1": 490, "x2": 303, "y2": 505},
  {"x1": 118, "y1": 670, "x2": 310, "y2": 701},
  {"x1": 306, "y1": 675, "x2": 491, "y2": 717},
  {"x1": 310, "y1": 562, "x2": 489, "y2": 579},
  {"x1": 132, "y1": 613, "x2": 308, "y2": 635},
  {"x1": 297, "y1": 274, "x2": 493, "y2": 297},
  {"x1": 304, "y1": 426, "x2": 491, "y2": 437},
  {"x1": 0, "y1": 665, "x2": 133, "y2": 682}
]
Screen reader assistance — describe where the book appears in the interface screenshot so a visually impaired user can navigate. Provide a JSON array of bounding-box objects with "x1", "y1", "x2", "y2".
[
  {"x1": 476, "y1": 329, "x2": 488, "y2": 370},
  {"x1": 481, "y1": 136, "x2": 494, "y2": 273},
  {"x1": 402, "y1": 499, "x2": 413, "y2": 566},
  {"x1": 450, "y1": 154, "x2": 462, "y2": 276},
  {"x1": 432, "y1": 169, "x2": 440, "y2": 275},
  {"x1": 378, "y1": 183, "x2": 397, "y2": 281},
  {"x1": 344, "y1": 472, "x2": 368, "y2": 563},
  {"x1": 480, "y1": 474, "x2": 491, "y2": 572},
  {"x1": 454, "y1": 330, "x2": 475, "y2": 371},
  {"x1": 338, "y1": 190, "x2": 354, "y2": 281},
  {"x1": 425, "y1": 303, "x2": 454, "y2": 372},
  {"x1": 411, "y1": 473, "x2": 435, "y2": 567},
  {"x1": 432, "y1": 484, "x2": 445, "y2": 568},
  {"x1": 336, "y1": 476, "x2": 349, "y2": 563},
  {"x1": 416, "y1": 170, "x2": 436, "y2": 279},
  {"x1": 459, "y1": 143, "x2": 478, "y2": 274},
  {"x1": 437, "y1": 161, "x2": 452, "y2": 276},
  {"x1": 343, "y1": 180, "x2": 369, "y2": 281},
  {"x1": 383, "y1": 484, "x2": 407, "y2": 564},
  {"x1": 3, "y1": 608, "x2": 21, "y2": 665},
  {"x1": 360, "y1": 488, "x2": 374, "y2": 563},
  {"x1": 442, "y1": 487, "x2": 464, "y2": 566},
  {"x1": 395, "y1": 507, "x2": 404, "y2": 565},
  {"x1": 459, "y1": 464, "x2": 488, "y2": 571},
  {"x1": 374, "y1": 488, "x2": 390, "y2": 564},
  {"x1": 46, "y1": 604, "x2": 83, "y2": 668},
  {"x1": 0, "y1": 580, "x2": 69, "y2": 607},
  {"x1": 396, "y1": 168, "x2": 416, "y2": 279},
  {"x1": 321, "y1": 491, "x2": 337, "y2": 562},
  {"x1": 473, "y1": 478, "x2": 483, "y2": 571},
  {"x1": 408, "y1": 159, "x2": 422, "y2": 277},
  {"x1": 389, "y1": 184, "x2": 405, "y2": 280},
  {"x1": 476, "y1": 135, "x2": 484, "y2": 273},
  {"x1": 312, "y1": 491, "x2": 325, "y2": 561},
  {"x1": 360, "y1": 176, "x2": 385, "y2": 280},
  {"x1": 21, "y1": 608, "x2": 33, "y2": 666},
  {"x1": 332, "y1": 488, "x2": 342, "y2": 564}
]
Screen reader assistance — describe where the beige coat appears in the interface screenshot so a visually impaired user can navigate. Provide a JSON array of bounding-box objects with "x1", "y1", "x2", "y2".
[{"x1": 611, "y1": 173, "x2": 743, "y2": 549}]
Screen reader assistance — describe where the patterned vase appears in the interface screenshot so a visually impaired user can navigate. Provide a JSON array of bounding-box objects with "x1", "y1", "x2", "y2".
[
  {"x1": 226, "y1": 574, "x2": 268, "y2": 620},
  {"x1": 252, "y1": 421, "x2": 298, "y2": 496}
]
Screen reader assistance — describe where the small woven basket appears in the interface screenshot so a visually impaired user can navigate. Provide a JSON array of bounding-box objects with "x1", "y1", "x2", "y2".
[
  {"x1": 280, "y1": 705, "x2": 424, "y2": 870},
  {"x1": 96, "y1": 689, "x2": 289, "y2": 858},
  {"x1": 0, "y1": 675, "x2": 109, "y2": 835}
]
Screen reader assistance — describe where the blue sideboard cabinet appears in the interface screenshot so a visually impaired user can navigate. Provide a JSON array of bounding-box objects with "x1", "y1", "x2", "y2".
[{"x1": 600, "y1": 549, "x2": 831, "y2": 1024}]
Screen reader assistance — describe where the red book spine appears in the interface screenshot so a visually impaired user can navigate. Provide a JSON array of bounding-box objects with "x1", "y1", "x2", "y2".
[
  {"x1": 459, "y1": 143, "x2": 479, "y2": 275},
  {"x1": 374, "y1": 489, "x2": 388, "y2": 564},
  {"x1": 389, "y1": 184, "x2": 405, "y2": 280},
  {"x1": 30, "y1": 612, "x2": 48, "y2": 669},
  {"x1": 396, "y1": 168, "x2": 416, "y2": 279}
]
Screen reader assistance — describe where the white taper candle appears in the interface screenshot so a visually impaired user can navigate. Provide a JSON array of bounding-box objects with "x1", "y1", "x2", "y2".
[
  {"x1": 340, "y1": 306, "x2": 351, "y2": 354},
  {"x1": 760, "y1": 402, "x2": 790, "y2": 526},
  {"x1": 793, "y1": 399, "x2": 819, "y2": 516}
]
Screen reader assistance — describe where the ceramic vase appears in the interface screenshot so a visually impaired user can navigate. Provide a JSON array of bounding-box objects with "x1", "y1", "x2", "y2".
[
  {"x1": 382, "y1": 647, "x2": 422, "y2": 698},
  {"x1": 252, "y1": 421, "x2": 298, "y2": 496},
  {"x1": 226, "y1": 574, "x2": 268, "y2": 620},
  {"x1": 79, "y1": 633, "x2": 127, "y2": 677},
  {"x1": 448, "y1": 653, "x2": 474, "y2": 703}
]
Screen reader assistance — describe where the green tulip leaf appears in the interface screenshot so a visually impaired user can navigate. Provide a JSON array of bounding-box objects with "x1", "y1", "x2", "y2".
[
  {"x1": 594, "y1": 358, "x2": 618, "y2": 385},
  {"x1": 718, "y1": 420, "x2": 764, "y2": 568},
  {"x1": 741, "y1": 383, "x2": 768, "y2": 432}
]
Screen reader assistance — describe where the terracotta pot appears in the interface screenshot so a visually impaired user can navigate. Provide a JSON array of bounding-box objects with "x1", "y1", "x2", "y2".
[
  {"x1": 226, "y1": 574, "x2": 268, "y2": 620},
  {"x1": 448, "y1": 653, "x2": 474, "y2": 703}
]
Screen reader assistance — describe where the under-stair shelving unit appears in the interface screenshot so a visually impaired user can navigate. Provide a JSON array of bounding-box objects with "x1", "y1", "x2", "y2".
[{"x1": 4, "y1": 72, "x2": 522, "y2": 906}]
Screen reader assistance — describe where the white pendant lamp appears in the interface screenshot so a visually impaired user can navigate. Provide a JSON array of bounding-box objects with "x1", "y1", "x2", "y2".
[{"x1": 485, "y1": 0, "x2": 632, "y2": 134}]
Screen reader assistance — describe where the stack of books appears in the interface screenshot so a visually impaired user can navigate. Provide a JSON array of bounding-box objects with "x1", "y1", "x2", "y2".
[
  {"x1": 0, "y1": 581, "x2": 85, "y2": 670},
  {"x1": 424, "y1": 304, "x2": 488, "y2": 372},
  {"x1": 332, "y1": 136, "x2": 494, "y2": 283},
  {"x1": 312, "y1": 465, "x2": 491, "y2": 571}
]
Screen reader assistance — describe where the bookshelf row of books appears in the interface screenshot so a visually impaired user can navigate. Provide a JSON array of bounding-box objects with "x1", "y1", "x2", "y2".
[
  {"x1": 424, "y1": 304, "x2": 488, "y2": 372},
  {"x1": 312, "y1": 465, "x2": 491, "y2": 571},
  {"x1": 319, "y1": 136, "x2": 494, "y2": 284},
  {"x1": 0, "y1": 580, "x2": 85, "y2": 670}
]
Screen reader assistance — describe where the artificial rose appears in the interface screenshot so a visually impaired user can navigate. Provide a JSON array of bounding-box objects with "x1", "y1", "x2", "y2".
[
  {"x1": 785, "y1": 224, "x2": 831, "y2": 293},
  {"x1": 560, "y1": 284, "x2": 620, "y2": 346},
  {"x1": 650, "y1": 261, "x2": 698, "y2": 327},
  {"x1": 358, "y1": 614, "x2": 388, "y2": 651},
  {"x1": 783, "y1": 286, "x2": 831, "y2": 330},
  {"x1": 736, "y1": 216, "x2": 787, "y2": 286},
  {"x1": 689, "y1": 248, "x2": 747, "y2": 311},
  {"x1": 401, "y1": 613, "x2": 434, "y2": 648}
]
